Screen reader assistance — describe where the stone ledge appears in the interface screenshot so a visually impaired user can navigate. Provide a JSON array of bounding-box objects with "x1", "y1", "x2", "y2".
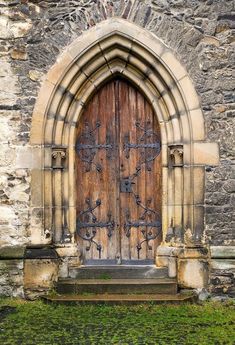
[
  {"x1": 178, "y1": 247, "x2": 208, "y2": 259},
  {"x1": 156, "y1": 246, "x2": 209, "y2": 259},
  {"x1": 156, "y1": 246, "x2": 182, "y2": 257},
  {"x1": 55, "y1": 244, "x2": 79, "y2": 258},
  {"x1": 210, "y1": 246, "x2": 235, "y2": 259},
  {"x1": 24, "y1": 247, "x2": 59, "y2": 259},
  {"x1": 211, "y1": 259, "x2": 235, "y2": 270},
  {"x1": 0, "y1": 246, "x2": 25, "y2": 259}
]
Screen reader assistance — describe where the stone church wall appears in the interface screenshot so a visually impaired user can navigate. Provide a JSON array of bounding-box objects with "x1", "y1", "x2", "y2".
[{"x1": 0, "y1": 0, "x2": 234, "y2": 298}]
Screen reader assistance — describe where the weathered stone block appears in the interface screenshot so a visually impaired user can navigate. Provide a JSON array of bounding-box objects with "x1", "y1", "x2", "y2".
[
  {"x1": 193, "y1": 143, "x2": 219, "y2": 166},
  {"x1": 0, "y1": 246, "x2": 25, "y2": 259},
  {"x1": 24, "y1": 258, "x2": 59, "y2": 298},
  {"x1": 193, "y1": 167, "x2": 205, "y2": 204},
  {"x1": 30, "y1": 170, "x2": 43, "y2": 207},
  {"x1": 210, "y1": 246, "x2": 235, "y2": 258},
  {"x1": 24, "y1": 247, "x2": 60, "y2": 298},
  {"x1": 156, "y1": 246, "x2": 181, "y2": 257},
  {"x1": 28, "y1": 70, "x2": 42, "y2": 82},
  {"x1": 189, "y1": 108, "x2": 205, "y2": 141},
  {"x1": 178, "y1": 259, "x2": 209, "y2": 289},
  {"x1": 10, "y1": 48, "x2": 28, "y2": 60},
  {"x1": 156, "y1": 255, "x2": 168, "y2": 268},
  {"x1": 58, "y1": 258, "x2": 69, "y2": 278},
  {"x1": 55, "y1": 244, "x2": 79, "y2": 258},
  {"x1": 0, "y1": 60, "x2": 20, "y2": 106},
  {"x1": 0, "y1": 206, "x2": 15, "y2": 224},
  {"x1": 223, "y1": 180, "x2": 235, "y2": 193},
  {"x1": 0, "y1": 259, "x2": 24, "y2": 297},
  {"x1": 0, "y1": 116, "x2": 14, "y2": 143},
  {"x1": 168, "y1": 256, "x2": 177, "y2": 278},
  {"x1": 0, "y1": 145, "x2": 16, "y2": 167},
  {"x1": 24, "y1": 247, "x2": 58, "y2": 259},
  {"x1": 210, "y1": 267, "x2": 235, "y2": 296},
  {"x1": 0, "y1": 14, "x2": 32, "y2": 39},
  {"x1": 178, "y1": 247, "x2": 208, "y2": 259},
  {"x1": 211, "y1": 259, "x2": 235, "y2": 270},
  {"x1": 15, "y1": 146, "x2": 42, "y2": 169}
]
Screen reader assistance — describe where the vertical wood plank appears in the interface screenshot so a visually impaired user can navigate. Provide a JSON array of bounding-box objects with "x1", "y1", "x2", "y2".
[
  {"x1": 136, "y1": 89, "x2": 146, "y2": 260},
  {"x1": 119, "y1": 80, "x2": 131, "y2": 260}
]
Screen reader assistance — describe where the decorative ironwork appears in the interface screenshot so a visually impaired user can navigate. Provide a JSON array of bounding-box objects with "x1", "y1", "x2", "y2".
[
  {"x1": 124, "y1": 121, "x2": 161, "y2": 178},
  {"x1": 134, "y1": 195, "x2": 156, "y2": 220},
  {"x1": 124, "y1": 220, "x2": 161, "y2": 238},
  {"x1": 76, "y1": 198, "x2": 115, "y2": 258},
  {"x1": 122, "y1": 121, "x2": 162, "y2": 257},
  {"x1": 136, "y1": 227, "x2": 162, "y2": 258},
  {"x1": 124, "y1": 195, "x2": 161, "y2": 258},
  {"x1": 76, "y1": 120, "x2": 161, "y2": 259},
  {"x1": 76, "y1": 121, "x2": 113, "y2": 172}
]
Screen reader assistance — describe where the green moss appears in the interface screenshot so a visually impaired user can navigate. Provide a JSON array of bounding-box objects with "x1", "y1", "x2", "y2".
[
  {"x1": 98, "y1": 273, "x2": 112, "y2": 280},
  {"x1": 0, "y1": 299, "x2": 234, "y2": 345}
]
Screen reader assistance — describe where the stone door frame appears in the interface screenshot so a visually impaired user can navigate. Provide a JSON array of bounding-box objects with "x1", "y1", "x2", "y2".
[{"x1": 30, "y1": 18, "x2": 219, "y2": 257}]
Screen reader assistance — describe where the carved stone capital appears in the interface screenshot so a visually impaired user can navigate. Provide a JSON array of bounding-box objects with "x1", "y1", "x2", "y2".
[
  {"x1": 52, "y1": 146, "x2": 67, "y2": 169},
  {"x1": 52, "y1": 149, "x2": 66, "y2": 159},
  {"x1": 168, "y1": 144, "x2": 183, "y2": 167}
]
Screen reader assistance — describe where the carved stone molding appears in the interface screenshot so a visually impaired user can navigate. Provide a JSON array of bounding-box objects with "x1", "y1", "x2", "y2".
[
  {"x1": 168, "y1": 144, "x2": 183, "y2": 167},
  {"x1": 29, "y1": 19, "x2": 219, "y2": 246},
  {"x1": 51, "y1": 147, "x2": 67, "y2": 169}
]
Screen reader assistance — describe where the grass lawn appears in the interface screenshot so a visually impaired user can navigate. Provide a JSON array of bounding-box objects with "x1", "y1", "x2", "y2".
[{"x1": 0, "y1": 299, "x2": 234, "y2": 345}]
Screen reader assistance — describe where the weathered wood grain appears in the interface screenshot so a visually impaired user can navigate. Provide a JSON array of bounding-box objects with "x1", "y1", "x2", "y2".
[{"x1": 76, "y1": 78, "x2": 161, "y2": 263}]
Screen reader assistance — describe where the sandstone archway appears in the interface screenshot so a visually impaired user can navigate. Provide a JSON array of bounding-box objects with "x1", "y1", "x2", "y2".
[{"x1": 30, "y1": 18, "x2": 219, "y2": 254}]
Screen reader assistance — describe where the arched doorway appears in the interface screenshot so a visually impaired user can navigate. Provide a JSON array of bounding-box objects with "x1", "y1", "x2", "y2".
[
  {"x1": 76, "y1": 78, "x2": 162, "y2": 264},
  {"x1": 29, "y1": 19, "x2": 219, "y2": 289}
]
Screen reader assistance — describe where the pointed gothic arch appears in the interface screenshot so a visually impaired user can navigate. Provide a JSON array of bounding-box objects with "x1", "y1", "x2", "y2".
[{"x1": 30, "y1": 18, "x2": 219, "y2": 250}]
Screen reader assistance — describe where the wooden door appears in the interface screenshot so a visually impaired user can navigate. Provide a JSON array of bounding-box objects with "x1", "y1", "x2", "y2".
[{"x1": 76, "y1": 78, "x2": 161, "y2": 264}]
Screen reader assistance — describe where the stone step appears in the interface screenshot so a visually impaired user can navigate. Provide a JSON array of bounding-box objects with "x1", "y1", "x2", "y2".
[
  {"x1": 43, "y1": 292, "x2": 196, "y2": 305},
  {"x1": 68, "y1": 265, "x2": 168, "y2": 279},
  {"x1": 56, "y1": 278, "x2": 177, "y2": 295}
]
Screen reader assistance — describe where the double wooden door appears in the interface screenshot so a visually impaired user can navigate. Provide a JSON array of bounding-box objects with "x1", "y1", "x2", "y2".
[{"x1": 76, "y1": 78, "x2": 161, "y2": 264}]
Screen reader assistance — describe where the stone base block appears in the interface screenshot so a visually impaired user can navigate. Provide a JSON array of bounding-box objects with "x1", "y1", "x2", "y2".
[
  {"x1": 168, "y1": 257, "x2": 177, "y2": 278},
  {"x1": 24, "y1": 258, "x2": 59, "y2": 299},
  {"x1": 156, "y1": 245, "x2": 210, "y2": 288},
  {"x1": 178, "y1": 258, "x2": 209, "y2": 289},
  {"x1": 55, "y1": 244, "x2": 80, "y2": 258},
  {"x1": 156, "y1": 255, "x2": 169, "y2": 268},
  {"x1": 156, "y1": 246, "x2": 182, "y2": 278},
  {"x1": 58, "y1": 256, "x2": 81, "y2": 278}
]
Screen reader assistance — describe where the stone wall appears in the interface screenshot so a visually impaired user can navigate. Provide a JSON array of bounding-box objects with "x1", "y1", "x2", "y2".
[
  {"x1": 0, "y1": 0, "x2": 234, "y2": 297},
  {"x1": 210, "y1": 246, "x2": 235, "y2": 297},
  {"x1": 0, "y1": 247, "x2": 24, "y2": 297}
]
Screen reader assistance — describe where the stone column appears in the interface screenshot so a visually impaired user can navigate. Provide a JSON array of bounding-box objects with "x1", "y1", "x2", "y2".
[
  {"x1": 165, "y1": 144, "x2": 184, "y2": 244},
  {"x1": 51, "y1": 146, "x2": 68, "y2": 243}
]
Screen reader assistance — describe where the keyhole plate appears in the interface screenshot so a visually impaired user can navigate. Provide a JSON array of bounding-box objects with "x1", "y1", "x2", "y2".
[{"x1": 120, "y1": 178, "x2": 133, "y2": 193}]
